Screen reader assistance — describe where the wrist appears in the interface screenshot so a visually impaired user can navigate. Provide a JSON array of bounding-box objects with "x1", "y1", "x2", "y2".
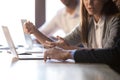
[
  {"x1": 61, "y1": 50, "x2": 73, "y2": 60},
  {"x1": 69, "y1": 50, "x2": 77, "y2": 59},
  {"x1": 33, "y1": 27, "x2": 38, "y2": 33},
  {"x1": 66, "y1": 51, "x2": 73, "y2": 59},
  {"x1": 33, "y1": 28, "x2": 39, "y2": 35}
]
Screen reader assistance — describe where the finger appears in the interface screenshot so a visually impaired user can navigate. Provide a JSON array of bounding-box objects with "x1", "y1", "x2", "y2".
[
  {"x1": 29, "y1": 31, "x2": 33, "y2": 34},
  {"x1": 26, "y1": 23, "x2": 34, "y2": 34},
  {"x1": 44, "y1": 51, "x2": 48, "y2": 62},
  {"x1": 45, "y1": 40, "x2": 52, "y2": 44},
  {"x1": 24, "y1": 26, "x2": 30, "y2": 34},
  {"x1": 56, "y1": 36, "x2": 65, "y2": 44},
  {"x1": 27, "y1": 21, "x2": 31, "y2": 24},
  {"x1": 56, "y1": 36, "x2": 64, "y2": 41},
  {"x1": 45, "y1": 41, "x2": 56, "y2": 47},
  {"x1": 44, "y1": 50, "x2": 53, "y2": 62}
]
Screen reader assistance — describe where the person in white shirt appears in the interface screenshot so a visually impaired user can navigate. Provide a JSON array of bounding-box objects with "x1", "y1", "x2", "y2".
[{"x1": 40, "y1": 0, "x2": 80, "y2": 37}]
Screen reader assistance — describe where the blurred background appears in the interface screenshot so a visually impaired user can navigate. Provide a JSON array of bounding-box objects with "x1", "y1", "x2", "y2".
[{"x1": 0, "y1": 0, "x2": 64, "y2": 47}]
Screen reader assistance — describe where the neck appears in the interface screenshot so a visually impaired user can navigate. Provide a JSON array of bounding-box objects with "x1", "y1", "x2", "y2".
[
  {"x1": 66, "y1": 7, "x2": 76, "y2": 15},
  {"x1": 94, "y1": 14, "x2": 102, "y2": 23}
]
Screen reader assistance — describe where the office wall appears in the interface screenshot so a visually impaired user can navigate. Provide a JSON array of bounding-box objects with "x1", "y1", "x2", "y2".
[{"x1": 35, "y1": 0, "x2": 45, "y2": 28}]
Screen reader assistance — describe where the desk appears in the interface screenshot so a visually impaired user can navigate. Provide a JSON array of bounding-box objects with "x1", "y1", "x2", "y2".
[{"x1": 0, "y1": 53, "x2": 120, "y2": 80}]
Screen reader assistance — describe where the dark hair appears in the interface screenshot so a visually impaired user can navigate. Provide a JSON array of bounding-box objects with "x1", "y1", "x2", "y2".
[{"x1": 102, "y1": 0, "x2": 119, "y2": 15}]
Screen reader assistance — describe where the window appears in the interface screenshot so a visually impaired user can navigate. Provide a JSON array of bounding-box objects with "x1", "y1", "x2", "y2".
[
  {"x1": 0, "y1": 0, "x2": 35, "y2": 46},
  {"x1": 46, "y1": 0, "x2": 64, "y2": 23},
  {"x1": 0, "y1": 0, "x2": 64, "y2": 46},
  {"x1": 43, "y1": 0, "x2": 65, "y2": 37}
]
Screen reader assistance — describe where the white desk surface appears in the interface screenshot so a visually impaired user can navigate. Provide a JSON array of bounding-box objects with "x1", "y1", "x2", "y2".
[{"x1": 0, "y1": 52, "x2": 120, "y2": 80}]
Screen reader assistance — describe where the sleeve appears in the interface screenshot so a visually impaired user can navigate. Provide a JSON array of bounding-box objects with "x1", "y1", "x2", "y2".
[
  {"x1": 39, "y1": 11, "x2": 62, "y2": 36},
  {"x1": 69, "y1": 50, "x2": 77, "y2": 59},
  {"x1": 73, "y1": 39, "x2": 120, "y2": 66},
  {"x1": 103, "y1": 15, "x2": 120, "y2": 48},
  {"x1": 64, "y1": 24, "x2": 82, "y2": 46},
  {"x1": 73, "y1": 39, "x2": 120, "y2": 74}
]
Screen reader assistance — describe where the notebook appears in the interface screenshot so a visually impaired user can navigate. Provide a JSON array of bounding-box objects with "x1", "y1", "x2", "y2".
[{"x1": 2, "y1": 26, "x2": 44, "y2": 60}]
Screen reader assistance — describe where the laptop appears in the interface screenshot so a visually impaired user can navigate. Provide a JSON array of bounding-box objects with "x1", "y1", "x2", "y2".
[
  {"x1": 20, "y1": 19, "x2": 44, "y2": 53},
  {"x1": 2, "y1": 26, "x2": 44, "y2": 60}
]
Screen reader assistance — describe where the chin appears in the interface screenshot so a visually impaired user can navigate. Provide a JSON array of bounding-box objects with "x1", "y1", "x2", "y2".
[{"x1": 88, "y1": 12, "x2": 94, "y2": 15}]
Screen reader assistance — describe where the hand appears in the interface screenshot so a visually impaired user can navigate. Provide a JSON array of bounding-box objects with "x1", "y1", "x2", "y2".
[
  {"x1": 44, "y1": 47, "x2": 72, "y2": 62},
  {"x1": 23, "y1": 21, "x2": 37, "y2": 34},
  {"x1": 44, "y1": 36, "x2": 79, "y2": 50}
]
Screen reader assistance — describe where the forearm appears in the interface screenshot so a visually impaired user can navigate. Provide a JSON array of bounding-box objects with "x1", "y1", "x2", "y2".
[
  {"x1": 74, "y1": 48, "x2": 119, "y2": 65},
  {"x1": 33, "y1": 29, "x2": 53, "y2": 44}
]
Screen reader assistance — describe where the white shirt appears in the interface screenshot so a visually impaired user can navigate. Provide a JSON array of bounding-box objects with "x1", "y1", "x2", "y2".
[
  {"x1": 92, "y1": 16, "x2": 105, "y2": 48},
  {"x1": 39, "y1": 6, "x2": 80, "y2": 36}
]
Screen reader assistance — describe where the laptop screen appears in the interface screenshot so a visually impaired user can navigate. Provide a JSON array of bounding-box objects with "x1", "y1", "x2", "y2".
[
  {"x1": 21, "y1": 19, "x2": 33, "y2": 49},
  {"x1": 2, "y1": 26, "x2": 18, "y2": 58}
]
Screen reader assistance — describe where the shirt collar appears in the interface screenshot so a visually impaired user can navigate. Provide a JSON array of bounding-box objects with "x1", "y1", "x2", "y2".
[{"x1": 94, "y1": 15, "x2": 106, "y2": 29}]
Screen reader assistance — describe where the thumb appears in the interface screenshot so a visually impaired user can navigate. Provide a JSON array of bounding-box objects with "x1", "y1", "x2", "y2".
[{"x1": 56, "y1": 36, "x2": 64, "y2": 41}]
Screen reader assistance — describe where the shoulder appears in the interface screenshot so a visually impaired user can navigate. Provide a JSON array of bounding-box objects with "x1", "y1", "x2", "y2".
[
  {"x1": 114, "y1": 13, "x2": 120, "y2": 18},
  {"x1": 106, "y1": 13, "x2": 120, "y2": 24},
  {"x1": 50, "y1": 8, "x2": 65, "y2": 21},
  {"x1": 56, "y1": 7, "x2": 66, "y2": 16},
  {"x1": 107, "y1": 13, "x2": 120, "y2": 21}
]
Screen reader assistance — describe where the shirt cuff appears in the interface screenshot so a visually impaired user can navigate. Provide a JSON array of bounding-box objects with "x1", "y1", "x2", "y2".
[{"x1": 70, "y1": 50, "x2": 77, "y2": 59}]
